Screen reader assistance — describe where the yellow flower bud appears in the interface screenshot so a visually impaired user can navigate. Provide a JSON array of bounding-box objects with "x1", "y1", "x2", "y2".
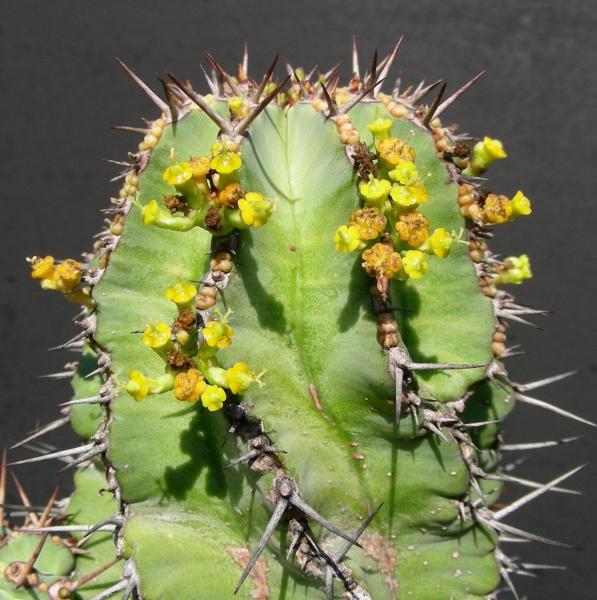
[
  {"x1": 333, "y1": 224, "x2": 361, "y2": 252},
  {"x1": 201, "y1": 385, "x2": 227, "y2": 411},
  {"x1": 165, "y1": 282, "x2": 197, "y2": 306},
  {"x1": 226, "y1": 362, "x2": 256, "y2": 395},
  {"x1": 210, "y1": 151, "x2": 242, "y2": 174},
  {"x1": 395, "y1": 211, "x2": 431, "y2": 248},
  {"x1": 142, "y1": 200, "x2": 160, "y2": 225},
  {"x1": 348, "y1": 207, "x2": 387, "y2": 241},
  {"x1": 202, "y1": 320, "x2": 234, "y2": 349},
  {"x1": 465, "y1": 136, "x2": 507, "y2": 175},
  {"x1": 188, "y1": 156, "x2": 211, "y2": 179},
  {"x1": 237, "y1": 192, "x2": 273, "y2": 228},
  {"x1": 427, "y1": 227, "x2": 455, "y2": 259},
  {"x1": 53, "y1": 260, "x2": 83, "y2": 292},
  {"x1": 495, "y1": 254, "x2": 532, "y2": 285},
  {"x1": 402, "y1": 250, "x2": 429, "y2": 279},
  {"x1": 362, "y1": 243, "x2": 402, "y2": 279},
  {"x1": 228, "y1": 96, "x2": 249, "y2": 117},
  {"x1": 367, "y1": 118, "x2": 393, "y2": 141},
  {"x1": 510, "y1": 191, "x2": 532, "y2": 219},
  {"x1": 388, "y1": 161, "x2": 419, "y2": 186},
  {"x1": 126, "y1": 370, "x2": 151, "y2": 402},
  {"x1": 163, "y1": 162, "x2": 194, "y2": 186},
  {"x1": 142, "y1": 322, "x2": 171, "y2": 349},
  {"x1": 173, "y1": 369, "x2": 207, "y2": 403},
  {"x1": 30, "y1": 256, "x2": 55, "y2": 280},
  {"x1": 483, "y1": 194, "x2": 513, "y2": 224},
  {"x1": 358, "y1": 176, "x2": 391, "y2": 204},
  {"x1": 390, "y1": 182, "x2": 428, "y2": 209},
  {"x1": 376, "y1": 137, "x2": 416, "y2": 165}
]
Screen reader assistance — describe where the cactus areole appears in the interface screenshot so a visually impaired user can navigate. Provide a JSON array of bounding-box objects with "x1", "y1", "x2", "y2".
[{"x1": 3, "y1": 41, "x2": 588, "y2": 600}]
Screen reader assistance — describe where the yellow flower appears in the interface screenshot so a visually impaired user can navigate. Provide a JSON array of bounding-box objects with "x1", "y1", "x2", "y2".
[
  {"x1": 402, "y1": 250, "x2": 429, "y2": 279},
  {"x1": 210, "y1": 151, "x2": 242, "y2": 174},
  {"x1": 333, "y1": 224, "x2": 361, "y2": 252},
  {"x1": 348, "y1": 207, "x2": 387, "y2": 241},
  {"x1": 142, "y1": 322, "x2": 171, "y2": 349},
  {"x1": 358, "y1": 176, "x2": 391, "y2": 203},
  {"x1": 388, "y1": 161, "x2": 419, "y2": 186},
  {"x1": 395, "y1": 211, "x2": 430, "y2": 247},
  {"x1": 201, "y1": 385, "x2": 227, "y2": 411},
  {"x1": 495, "y1": 254, "x2": 532, "y2": 285},
  {"x1": 367, "y1": 118, "x2": 392, "y2": 140},
  {"x1": 202, "y1": 320, "x2": 234, "y2": 349},
  {"x1": 362, "y1": 243, "x2": 402, "y2": 279},
  {"x1": 218, "y1": 182, "x2": 244, "y2": 208},
  {"x1": 427, "y1": 227, "x2": 455, "y2": 259},
  {"x1": 482, "y1": 194, "x2": 513, "y2": 224},
  {"x1": 390, "y1": 182, "x2": 428, "y2": 209},
  {"x1": 466, "y1": 136, "x2": 507, "y2": 175},
  {"x1": 228, "y1": 96, "x2": 249, "y2": 117},
  {"x1": 376, "y1": 137, "x2": 416, "y2": 165},
  {"x1": 163, "y1": 162, "x2": 194, "y2": 186},
  {"x1": 165, "y1": 281, "x2": 197, "y2": 306},
  {"x1": 173, "y1": 369, "x2": 207, "y2": 403},
  {"x1": 126, "y1": 370, "x2": 151, "y2": 402},
  {"x1": 188, "y1": 156, "x2": 211, "y2": 179},
  {"x1": 30, "y1": 256, "x2": 55, "y2": 280},
  {"x1": 226, "y1": 362, "x2": 256, "y2": 395},
  {"x1": 142, "y1": 200, "x2": 160, "y2": 225},
  {"x1": 237, "y1": 192, "x2": 273, "y2": 227},
  {"x1": 510, "y1": 191, "x2": 532, "y2": 219},
  {"x1": 480, "y1": 136, "x2": 507, "y2": 160},
  {"x1": 53, "y1": 260, "x2": 83, "y2": 291}
]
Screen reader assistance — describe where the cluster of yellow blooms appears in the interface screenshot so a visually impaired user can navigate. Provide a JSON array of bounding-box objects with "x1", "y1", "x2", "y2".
[
  {"x1": 333, "y1": 118, "x2": 460, "y2": 282},
  {"x1": 28, "y1": 256, "x2": 92, "y2": 306},
  {"x1": 124, "y1": 281, "x2": 264, "y2": 411},
  {"x1": 141, "y1": 139, "x2": 273, "y2": 235}
]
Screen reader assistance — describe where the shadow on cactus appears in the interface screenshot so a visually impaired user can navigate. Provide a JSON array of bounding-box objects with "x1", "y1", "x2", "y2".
[{"x1": 3, "y1": 39, "x2": 591, "y2": 599}]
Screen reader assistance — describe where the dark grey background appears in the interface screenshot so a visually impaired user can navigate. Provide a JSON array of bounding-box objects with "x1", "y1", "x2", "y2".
[{"x1": 1, "y1": 1, "x2": 595, "y2": 597}]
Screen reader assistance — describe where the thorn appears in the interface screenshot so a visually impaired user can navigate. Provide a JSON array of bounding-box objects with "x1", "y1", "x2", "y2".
[
  {"x1": 72, "y1": 557, "x2": 122, "y2": 591},
  {"x1": 488, "y1": 519, "x2": 573, "y2": 548},
  {"x1": 115, "y1": 58, "x2": 169, "y2": 114},
  {"x1": 422, "y1": 81, "x2": 448, "y2": 127},
  {"x1": 393, "y1": 366, "x2": 404, "y2": 426},
  {"x1": 435, "y1": 71, "x2": 485, "y2": 118},
  {"x1": 77, "y1": 515, "x2": 124, "y2": 547},
  {"x1": 234, "y1": 497, "x2": 288, "y2": 594},
  {"x1": 241, "y1": 42, "x2": 249, "y2": 78},
  {"x1": 499, "y1": 564, "x2": 520, "y2": 600},
  {"x1": 111, "y1": 125, "x2": 149, "y2": 135},
  {"x1": 520, "y1": 562, "x2": 566, "y2": 571},
  {"x1": 252, "y1": 53, "x2": 279, "y2": 102},
  {"x1": 204, "y1": 52, "x2": 242, "y2": 96},
  {"x1": 493, "y1": 465, "x2": 585, "y2": 520},
  {"x1": 10, "y1": 417, "x2": 69, "y2": 450},
  {"x1": 408, "y1": 361, "x2": 486, "y2": 371},
  {"x1": 39, "y1": 369, "x2": 76, "y2": 381},
  {"x1": 10, "y1": 473, "x2": 39, "y2": 526},
  {"x1": 374, "y1": 37, "x2": 403, "y2": 97},
  {"x1": 514, "y1": 370, "x2": 577, "y2": 393},
  {"x1": 58, "y1": 442, "x2": 107, "y2": 472},
  {"x1": 486, "y1": 472, "x2": 581, "y2": 495},
  {"x1": 235, "y1": 75, "x2": 290, "y2": 136},
  {"x1": 412, "y1": 79, "x2": 443, "y2": 103},
  {"x1": 367, "y1": 50, "x2": 378, "y2": 97},
  {"x1": 157, "y1": 77, "x2": 178, "y2": 124},
  {"x1": 292, "y1": 68, "x2": 308, "y2": 97},
  {"x1": 9, "y1": 444, "x2": 95, "y2": 466},
  {"x1": 352, "y1": 35, "x2": 360, "y2": 78},
  {"x1": 199, "y1": 64, "x2": 219, "y2": 95},
  {"x1": 501, "y1": 436, "x2": 581, "y2": 451},
  {"x1": 320, "y1": 83, "x2": 337, "y2": 117},
  {"x1": 38, "y1": 484, "x2": 60, "y2": 528},
  {"x1": 166, "y1": 72, "x2": 232, "y2": 135},
  {"x1": 0, "y1": 449, "x2": 7, "y2": 528},
  {"x1": 15, "y1": 533, "x2": 49, "y2": 588},
  {"x1": 516, "y1": 393, "x2": 596, "y2": 427},
  {"x1": 334, "y1": 502, "x2": 383, "y2": 562},
  {"x1": 60, "y1": 395, "x2": 109, "y2": 407},
  {"x1": 340, "y1": 77, "x2": 386, "y2": 114},
  {"x1": 87, "y1": 579, "x2": 128, "y2": 600},
  {"x1": 496, "y1": 309, "x2": 542, "y2": 329},
  {"x1": 15, "y1": 524, "x2": 117, "y2": 534}
]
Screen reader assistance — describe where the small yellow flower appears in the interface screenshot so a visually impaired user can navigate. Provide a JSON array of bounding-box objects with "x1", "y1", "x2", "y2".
[
  {"x1": 402, "y1": 250, "x2": 429, "y2": 279},
  {"x1": 173, "y1": 369, "x2": 207, "y2": 403},
  {"x1": 53, "y1": 260, "x2": 83, "y2": 292},
  {"x1": 188, "y1": 156, "x2": 211, "y2": 179},
  {"x1": 333, "y1": 224, "x2": 361, "y2": 252},
  {"x1": 210, "y1": 151, "x2": 242, "y2": 174},
  {"x1": 165, "y1": 281, "x2": 197, "y2": 306},
  {"x1": 30, "y1": 256, "x2": 55, "y2": 280},
  {"x1": 510, "y1": 191, "x2": 532, "y2": 219},
  {"x1": 142, "y1": 200, "x2": 160, "y2": 225},
  {"x1": 348, "y1": 207, "x2": 387, "y2": 241},
  {"x1": 228, "y1": 96, "x2": 249, "y2": 118},
  {"x1": 163, "y1": 162, "x2": 194, "y2": 186},
  {"x1": 427, "y1": 227, "x2": 455, "y2": 259},
  {"x1": 390, "y1": 182, "x2": 428, "y2": 209},
  {"x1": 376, "y1": 137, "x2": 416, "y2": 165},
  {"x1": 388, "y1": 161, "x2": 419, "y2": 186},
  {"x1": 482, "y1": 194, "x2": 513, "y2": 224},
  {"x1": 395, "y1": 211, "x2": 430, "y2": 248},
  {"x1": 495, "y1": 254, "x2": 532, "y2": 285},
  {"x1": 226, "y1": 362, "x2": 256, "y2": 395},
  {"x1": 202, "y1": 320, "x2": 234, "y2": 349},
  {"x1": 237, "y1": 192, "x2": 273, "y2": 227},
  {"x1": 201, "y1": 385, "x2": 227, "y2": 411},
  {"x1": 126, "y1": 370, "x2": 151, "y2": 402},
  {"x1": 358, "y1": 176, "x2": 391, "y2": 203},
  {"x1": 142, "y1": 322, "x2": 171, "y2": 349},
  {"x1": 466, "y1": 137, "x2": 507, "y2": 175},
  {"x1": 367, "y1": 118, "x2": 393, "y2": 140},
  {"x1": 480, "y1": 136, "x2": 507, "y2": 160},
  {"x1": 362, "y1": 243, "x2": 402, "y2": 279}
]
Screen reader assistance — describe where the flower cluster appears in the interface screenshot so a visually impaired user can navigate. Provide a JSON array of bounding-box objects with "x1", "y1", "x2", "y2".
[
  {"x1": 333, "y1": 118, "x2": 460, "y2": 285},
  {"x1": 28, "y1": 255, "x2": 93, "y2": 306},
  {"x1": 124, "y1": 281, "x2": 264, "y2": 411},
  {"x1": 140, "y1": 138, "x2": 273, "y2": 236},
  {"x1": 494, "y1": 254, "x2": 533, "y2": 286}
]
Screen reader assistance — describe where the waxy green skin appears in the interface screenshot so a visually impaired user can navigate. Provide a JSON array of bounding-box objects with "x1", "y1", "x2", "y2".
[{"x1": 81, "y1": 101, "x2": 503, "y2": 599}]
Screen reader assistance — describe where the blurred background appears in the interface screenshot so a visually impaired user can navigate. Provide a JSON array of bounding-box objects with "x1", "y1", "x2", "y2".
[{"x1": 1, "y1": 1, "x2": 596, "y2": 597}]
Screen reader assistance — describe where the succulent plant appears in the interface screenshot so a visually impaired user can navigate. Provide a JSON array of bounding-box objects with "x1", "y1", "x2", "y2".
[{"x1": 2, "y1": 40, "x2": 590, "y2": 599}]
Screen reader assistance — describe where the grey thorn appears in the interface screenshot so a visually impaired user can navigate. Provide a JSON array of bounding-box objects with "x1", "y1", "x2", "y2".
[
  {"x1": 289, "y1": 493, "x2": 362, "y2": 547},
  {"x1": 393, "y1": 365, "x2": 404, "y2": 426},
  {"x1": 499, "y1": 564, "x2": 520, "y2": 600},
  {"x1": 77, "y1": 514, "x2": 125, "y2": 547},
  {"x1": 234, "y1": 497, "x2": 288, "y2": 594},
  {"x1": 8, "y1": 443, "x2": 95, "y2": 466},
  {"x1": 60, "y1": 394, "x2": 110, "y2": 407},
  {"x1": 498, "y1": 536, "x2": 531, "y2": 544},
  {"x1": 334, "y1": 502, "x2": 383, "y2": 562},
  {"x1": 462, "y1": 420, "x2": 500, "y2": 428},
  {"x1": 412, "y1": 79, "x2": 443, "y2": 103},
  {"x1": 516, "y1": 393, "x2": 596, "y2": 427},
  {"x1": 408, "y1": 361, "x2": 486, "y2": 371},
  {"x1": 11, "y1": 416, "x2": 71, "y2": 449},
  {"x1": 489, "y1": 519, "x2": 573, "y2": 548},
  {"x1": 166, "y1": 72, "x2": 232, "y2": 135},
  {"x1": 48, "y1": 331, "x2": 86, "y2": 351},
  {"x1": 59, "y1": 442, "x2": 108, "y2": 472},
  {"x1": 495, "y1": 310, "x2": 542, "y2": 329},
  {"x1": 352, "y1": 35, "x2": 360, "y2": 78},
  {"x1": 39, "y1": 370, "x2": 76, "y2": 381},
  {"x1": 374, "y1": 37, "x2": 404, "y2": 97},
  {"x1": 88, "y1": 579, "x2": 128, "y2": 600},
  {"x1": 340, "y1": 77, "x2": 386, "y2": 114},
  {"x1": 514, "y1": 370, "x2": 577, "y2": 393},
  {"x1": 434, "y1": 71, "x2": 486, "y2": 118},
  {"x1": 115, "y1": 58, "x2": 169, "y2": 114},
  {"x1": 16, "y1": 524, "x2": 116, "y2": 534},
  {"x1": 493, "y1": 464, "x2": 585, "y2": 520},
  {"x1": 501, "y1": 436, "x2": 581, "y2": 451},
  {"x1": 199, "y1": 64, "x2": 219, "y2": 95},
  {"x1": 204, "y1": 52, "x2": 242, "y2": 97},
  {"x1": 486, "y1": 472, "x2": 580, "y2": 495},
  {"x1": 521, "y1": 562, "x2": 566, "y2": 571}
]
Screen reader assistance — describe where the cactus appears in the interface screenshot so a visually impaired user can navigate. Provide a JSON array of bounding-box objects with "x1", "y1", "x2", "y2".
[{"x1": 3, "y1": 41, "x2": 590, "y2": 599}]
